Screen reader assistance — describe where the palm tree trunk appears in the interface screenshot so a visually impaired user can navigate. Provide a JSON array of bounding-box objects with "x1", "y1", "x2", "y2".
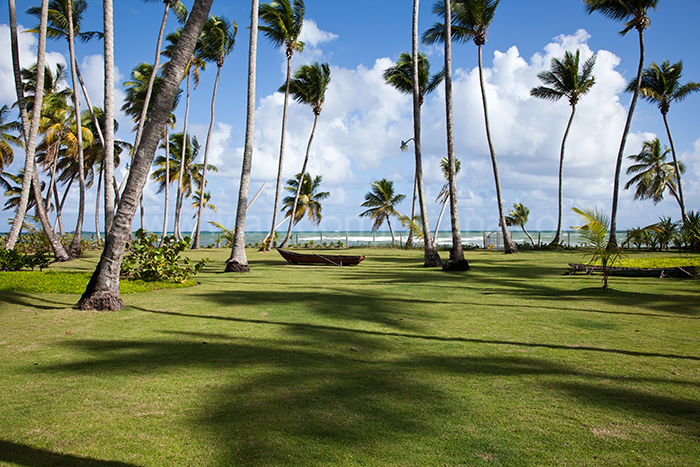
[
  {"x1": 434, "y1": 197, "x2": 448, "y2": 242},
  {"x1": 266, "y1": 52, "x2": 294, "y2": 251},
  {"x1": 413, "y1": 0, "x2": 442, "y2": 267},
  {"x1": 175, "y1": 73, "x2": 191, "y2": 241},
  {"x1": 550, "y1": 105, "x2": 577, "y2": 247},
  {"x1": 279, "y1": 113, "x2": 318, "y2": 248},
  {"x1": 387, "y1": 217, "x2": 396, "y2": 246},
  {"x1": 662, "y1": 113, "x2": 686, "y2": 223},
  {"x1": 67, "y1": 0, "x2": 86, "y2": 258},
  {"x1": 78, "y1": 0, "x2": 213, "y2": 310},
  {"x1": 405, "y1": 174, "x2": 417, "y2": 248},
  {"x1": 609, "y1": 27, "x2": 645, "y2": 248},
  {"x1": 478, "y1": 44, "x2": 517, "y2": 254},
  {"x1": 95, "y1": 167, "x2": 103, "y2": 243},
  {"x1": 443, "y1": 0, "x2": 466, "y2": 266},
  {"x1": 522, "y1": 226, "x2": 534, "y2": 246},
  {"x1": 159, "y1": 126, "x2": 170, "y2": 247},
  {"x1": 103, "y1": 0, "x2": 116, "y2": 235},
  {"x1": 225, "y1": 0, "x2": 258, "y2": 273},
  {"x1": 193, "y1": 65, "x2": 222, "y2": 248}
]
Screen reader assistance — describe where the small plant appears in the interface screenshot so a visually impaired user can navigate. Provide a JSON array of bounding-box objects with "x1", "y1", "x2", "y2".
[
  {"x1": 0, "y1": 247, "x2": 52, "y2": 271},
  {"x1": 120, "y1": 229, "x2": 207, "y2": 283}
]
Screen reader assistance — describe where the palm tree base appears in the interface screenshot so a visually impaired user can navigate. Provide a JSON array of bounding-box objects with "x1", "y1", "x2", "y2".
[
  {"x1": 225, "y1": 259, "x2": 250, "y2": 273},
  {"x1": 442, "y1": 258, "x2": 470, "y2": 271},
  {"x1": 423, "y1": 250, "x2": 443, "y2": 268},
  {"x1": 76, "y1": 291, "x2": 125, "y2": 311}
]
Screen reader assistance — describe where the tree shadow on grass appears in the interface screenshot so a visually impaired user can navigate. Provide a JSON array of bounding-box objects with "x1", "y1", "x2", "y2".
[
  {"x1": 0, "y1": 439, "x2": 141, "y2": 467},
  {"x1": 0, "y1": 291, "x2": 74, "y2": 310}
]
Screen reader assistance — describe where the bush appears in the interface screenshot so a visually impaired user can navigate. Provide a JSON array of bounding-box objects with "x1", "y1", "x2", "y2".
[
  {"x1": 120, "y1": 229, "x2": 207, "y2": 283},
  {"x1": 0, "y1": 247, "x2": 52, "y2": 271}
]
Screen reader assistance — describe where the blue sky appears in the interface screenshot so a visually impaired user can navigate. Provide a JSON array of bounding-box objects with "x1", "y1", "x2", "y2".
[{"x1": 1, "y1": 0, "x2": 699, "y2": 236}]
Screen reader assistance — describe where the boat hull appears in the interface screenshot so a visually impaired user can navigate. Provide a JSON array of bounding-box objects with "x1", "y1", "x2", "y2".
[{"x1": 277, "y1": 249, "x2": 365, "y2": 266}]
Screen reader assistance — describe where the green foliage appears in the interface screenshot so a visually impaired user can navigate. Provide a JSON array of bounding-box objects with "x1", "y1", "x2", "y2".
[
  {"x1": 120, "y1": 229, "x2": 207, "y2": 283},
  {"x1": 0, "y1": 247, "x2": 52, "y2": 271}
]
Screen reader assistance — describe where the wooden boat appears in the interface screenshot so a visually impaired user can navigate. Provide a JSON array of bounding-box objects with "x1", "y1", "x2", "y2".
[
  {"x1": 567, "y1": 263, "x2": 697, "y2": 278},
  {"x1": 277, "y1": 249, "x2": 365, "y2": 266}
]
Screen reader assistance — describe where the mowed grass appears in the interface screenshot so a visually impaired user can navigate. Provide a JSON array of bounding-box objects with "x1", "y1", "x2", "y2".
[{"x1": 0, "y1": 248, "x2": 698, "y2": 466}]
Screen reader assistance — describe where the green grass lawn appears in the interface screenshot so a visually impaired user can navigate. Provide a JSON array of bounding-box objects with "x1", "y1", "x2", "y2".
[{"x1": 1, "y1": 248, "x2": 698, "y2": 466}]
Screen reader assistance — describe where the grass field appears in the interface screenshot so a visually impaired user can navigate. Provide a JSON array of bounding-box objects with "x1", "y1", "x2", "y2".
[{"x1": 1, "y1": 248, "x2": 698, "y2": 466}]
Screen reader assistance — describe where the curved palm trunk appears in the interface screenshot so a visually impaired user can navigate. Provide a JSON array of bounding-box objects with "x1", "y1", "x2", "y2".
[
  {"x1": 478, "y1": 44, "x2": 517, "y2": 254},
  {"x1": 103, "y1": 0, "x2": 116, "y2": 235},
  {"x1": 193, "y1": 65, "x2": 223, "y2": 248},
  {"x1": 279, "y1": 113, "x2": 318, "y2": 248},
  {"x1": 67, "y1": 0, "x2": 86, "y2": 258},
  {"x1": 413, "y1": 0, "x2": 442, "y2": 267},
  {"x1": 265, "y1": 52, "x2": 294, "y2": 251},
  {"x1": 434, "y1": 196, "x2": 448, "y2": 241},
  {"x1": 662, "y1": 113, "x2": 686, "y2": 223},
  {"x1": 174, "y1": 73, "x2": 191, "y2": 241},
  {"x1": 225, "y1": 0, "x2": 258, "y2": 273},
  {"x1": 609, "y1": 27, "x2": 645, "y2": 248},
  {"x1": 159, "y1": 127, "x2": 170, "y2": 247},
  {"x1": 521, "y1": 226, "x2": 534, "y2": 246},
  {"x1": 405, "y1": 174, "x2": 417, "y2": 248},
  {"x1": 443, "y1": 0, "x2": 467, "y2": 267},
  {"x1": 387, "y1": 217, "x2": 396, "y2": 246},
  {"x1": 95, "y1": 168, "x2": 102, "y2": 243},
  {"x1": 550, "y1": 105, "x2": 577, "y2": 246},
  {"x1": 78, "y1": 0, "x2": 213, "y2": 310}
]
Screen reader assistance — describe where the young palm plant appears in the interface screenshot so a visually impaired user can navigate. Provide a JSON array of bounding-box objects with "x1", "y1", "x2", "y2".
[
  {"x1": 572, "y1": 206, "x2": 619, "y2": 293},
  {"x1": 359, "y1": 179, "x2": 406, "y2": 247},
  {"x1": 278, "y1": 62, "x2": 331, "y2": 248},
  {"x1": 624, "y1": 137, "x2": 684, "y2": 209},
  {"x1": 627, "y1": 60, "x2": 700, "y2": 223},
  {"x1": 259, "y1": 0, "x2": 305, "y2": 252},
  {"x1": 583, "y1": 0, "x2": 659, "y2": 247},
  {"x1": 531, "y1": 49, "x2": 596, "y2": 247}
]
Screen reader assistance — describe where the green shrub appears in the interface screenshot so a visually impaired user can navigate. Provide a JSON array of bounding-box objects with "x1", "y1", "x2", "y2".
[
  {"x1": 0, "y1": 247, "x2": 52, "y2": 271},
  {"x1": 120, "y1": 229, "x2": 207, "y2": 283}
]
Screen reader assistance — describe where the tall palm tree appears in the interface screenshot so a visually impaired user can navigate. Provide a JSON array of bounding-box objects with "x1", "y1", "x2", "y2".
[
  {"x1": 425, "y1": 0, "x2": 517, "y2": 254},
  {"x1": 259, "y1": 0, "x2": 305, "y2": 252},
  {"x1": 360, "y1": 179, "x2": 405, "y2": 246},
  {"x1": 506, "y1": 202, "x2": 534, "y2": 246},
  {"x1": 627, "y1": 60, "x2": 699, "y2": 223},
  {"x1": 624, "y1": 137, "x2": 684, "y2": 209},
  {"x1": 192, "y1": 15, "x2": 236, "y2": 249},
  {"x1": 281, "y1": 173, "x2": 329, "y2": 229},
  {"x1": 583, "y1": 0, "x2": 659, "y2": 247},
  {"x1": 531, "y1": 49, "x2": 596, "y2": 246},
  {"x1": 225, "y1": 0, "x2": 259, "y2": 273},
  {"x1": 103, "y1": 0, "x2": 116, "y2": 235},
  {"x1": 78, "y1": 0, "x2": 214, "y2": 310},
  {"x1": 383, "y1": 50, "x2": 443, "y2": 251},
  {"x1": 278, "y1": 62, "x2": 331, "y2": 248}
]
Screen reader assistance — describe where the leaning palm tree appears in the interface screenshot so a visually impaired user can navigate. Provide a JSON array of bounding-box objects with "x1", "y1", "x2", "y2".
[
  {"x1": 384, "y1": 51, "x2": 443, "y2": 250},
  {"x1": 627, "y1": 60, "x2": 699, "y2": 223},
  {"x1": 434, "y1": 156, "x2": 460, "y2": 240},
  {"x1": 425, "y1": 0, "x2": 517, "y2": 254},
  {"x1": 278, "y1": 62, "x2": 332, "y2": 248},
  {"x1": 506, "y1": 202, "x2": 534, "y2": 246},
  {"x1": 583, "y1": 0, "x2": 659, "y2": 247},
  {"x1": 359, "y1": 179, "x2": 406, "y2": 247},
  {"x1": 281, "y1": 173, "x2": 329, "y2": 230},
  {"x1": 259, "y1": 0, "x2": 305, "y2": 252},
  {"x1": 226, "y1": 0, "x2": 259, "y2": 273},
  {"x1": 78, "y1": 0, "x2": 213, "y2": 310},
  {"x1": 192, "y1": 15, "x2": 236, "y2": 249},
  {"x1": 531, "y1": 49, "x2": 596, "y2": 247},
  {"x1": 624, "y1": 137, "x2": 684, "y2": 209}
]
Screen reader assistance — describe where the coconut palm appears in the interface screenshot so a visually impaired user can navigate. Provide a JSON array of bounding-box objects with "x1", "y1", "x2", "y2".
[
  {"x1": 0, "y1": 105, "x2": 21, "y2": 176},
  {"x1": 624, "y1": 137, "x2": 684, "y2": 208},
  {"x1": 583, "y1": 0, "x2": 659, "y2": 247},
  {"x1": 259, "y1": 0, "x2": 305, "y2": 252},
  {"x1": 531, "y1": 49, "x2": 596, "y2": 246},
  {"x1": 626, "y1": 60, "x2": 700, "y2": 223},
  {"x1": 572, "y1": 206, "x2": 617, "y2": 293},
  {"x1": 192, "y1": 15, "x2": 237, "y2": 249},
  {"x1": 434, "y1": 156, "x2": 461, "y2": 240},
  {"x1": 384, "y1": 50, "x2": 443, "y2": 251},
  {"x1": 425, "y1": 0, "x2": 517, "y2": 254},
  {"x1": 360, "y1": 179, "x2": 406, "y2": 246},
  {"x1": 103, "y1": 0, "x2": 115, "y2": 234},
  {"x1": 278, "y1": 62, "x2": 331, "y2": 249},
  {"x1": 78, "y1": 0, "x2": 213, "y2": 310},
  {"x1": 226, "y1": 0, "x2": 259, "y2": 273},
  {"x1": 506, "y1": 203, "x2": 534, "y2": 246},
  {"x1": 281, "y1": 173, "x2": 329, "y2": 229}
]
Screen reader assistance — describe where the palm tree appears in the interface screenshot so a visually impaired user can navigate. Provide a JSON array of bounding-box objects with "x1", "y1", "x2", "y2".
[
  {"x1": 281, "y1": 173, "x2": 329, "y2": 230},
  {"x1": 506, "y1": 203, "x2": 534, "y2": 246},
  {"x1": 278, "y1": 62, "x2": 332, "y2": 249},
  {"x1": 103, "y1": 0, "x2": 116, "y2": 235},
  {"x1": 627, "y1": 60, "x2": 700, "y2": 223},
  {"x1": 259, "y1": 0, "x2": 305, "y2": 252},
  {"x1": 531, "y1": 49, "x2": 596, "y2": 246},
  {"x1": 192, "y1": 15, "x2": 237, "y2": 249},
  {"x1": 584, "y1": 0, "x2": 659, "y2": 247},
  {"x1": 434, "y1": 156, "x2": 461, "y2": 240},
  {"x1": 425, "y1": 0, "x2": 517, "y2": 254},
  {"x1": 384, "y1": 51, "x2": 443, "y2": 250},
  {"x1": 0, "y1": 105, "x2": 21, "y2": 176},
  {"x1": 572, "y1": 206, "x2": 617, "y2": 293},
  {"x1": 225, "y1": 0, "x2": 259, "y2": 273},
  {"x1": 624, "y1": 137, "x2": 684, "y2": 209},
  {"x1": 78, "y1": 0, "x2": 213, "y2": 310},
  {"x1": 359, "y1": 179, "x2": 405, "y2": 246}
]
